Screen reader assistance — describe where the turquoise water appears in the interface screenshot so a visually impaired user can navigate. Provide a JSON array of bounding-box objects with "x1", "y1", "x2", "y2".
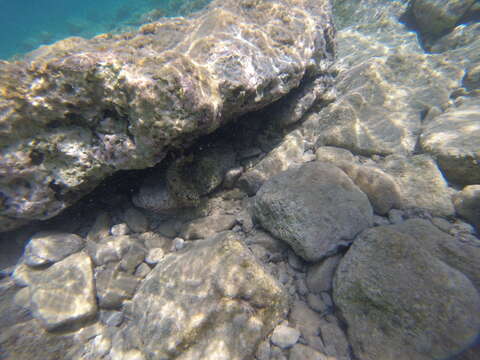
[{"x1": 0, "y1": 0, "x2": 211, "y2": 60}]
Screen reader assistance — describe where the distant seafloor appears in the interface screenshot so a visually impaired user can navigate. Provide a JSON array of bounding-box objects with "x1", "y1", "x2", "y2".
[{"x1": 0, "y1": 0, "x2": 211, "y2": 60}]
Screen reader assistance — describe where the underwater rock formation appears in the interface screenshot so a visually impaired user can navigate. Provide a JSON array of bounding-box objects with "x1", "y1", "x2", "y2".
[{"x1": 0, "y1": 0, "x2": 336, "y2": 232}]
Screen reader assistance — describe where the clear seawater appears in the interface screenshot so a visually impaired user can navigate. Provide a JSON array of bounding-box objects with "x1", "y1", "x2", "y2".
[{"x1": 0, "y1": 0, "x2": 211, "y2": 60}]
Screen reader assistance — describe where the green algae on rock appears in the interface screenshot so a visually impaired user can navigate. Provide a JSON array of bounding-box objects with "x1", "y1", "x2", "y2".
[{"x1": 0, "y1": 0, "x2": 336, "y2": 232}]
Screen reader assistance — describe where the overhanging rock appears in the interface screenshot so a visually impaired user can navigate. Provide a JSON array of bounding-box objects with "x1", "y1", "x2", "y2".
[{"x1": 0, "y1": 0, "x2": 335, "y2": 232}]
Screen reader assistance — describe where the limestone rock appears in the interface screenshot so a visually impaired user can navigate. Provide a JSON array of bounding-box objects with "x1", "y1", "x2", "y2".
[
  {"x1": 289, "y1": 344, "x2": 327, "y2": 360},
  {"x1": 28, "y1": 252, "x2": 97, "y2": 331},
  {"x1": 123, "y1": 208, "x2": 149, "y2": 233},
  {"x1": 127, "y1": 232, "x2": 288, "y2": 360},
  {"x1": 376, "y1": 154, "x2": 455, "y2": 216},
  {"x1": 95, "y1": 264, "x2": 141, "y2": 309},
  {"x1": 271, "y1": 325, "x2": 301, "y2": 349},
  {"x1": 389, "y1": 219, "x2": 480, "y2": 291},
  {"x1": 333, "y1": 225, "x2": 480, "y2": 360},
  {"x1": 0, "y1": 0, "x2": 336, "y2": 232},
  {"x1": 420, "y1": 100, "x2": 480, "y2": 186},
  {"x1": 24, "y1": 231, "x2": 84, "y2": 267},
  {"x1": 454, "y1": 185, "x2": 480, "y2": 232},
  {"x1": 306, "y1": 254, "x2": 342, "y2": 294},
  {"x1": 180, "y1": 214, "x2": 237, "y2": 240},
  {"x1": 337, "y1": 162, "x2": 402, "y2": 215},
  {"x1": 412, "y1": 0, "x2": 476, "y2": 39},
  {"x1": 253, "y1": 162, "x2": 373, "y2": 262}
]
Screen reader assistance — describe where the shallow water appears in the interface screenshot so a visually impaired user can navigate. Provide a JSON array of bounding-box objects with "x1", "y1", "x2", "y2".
[{"x1": 0, "y1": 0, "x2": 211, "y2": 60}]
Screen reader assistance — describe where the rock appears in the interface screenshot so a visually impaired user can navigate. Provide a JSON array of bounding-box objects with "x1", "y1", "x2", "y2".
[
  {"x1": 180, "y1": 214, "x2": 237, "y2": 240},
  {"x1": 245, "y1": 230, "x2": 288, "y2": 260},
  {"x1": 420, "y1": 100, "x2": 480, "y2": 186},
  {"x1": 318, "y1": 320, "x2": 350, "y2": 360},
  {"x1": 223, "y1": 166, "x2": 244, "y2": 189},
  {"x1": 0, "y1": 0, "x2": 335, "y2": 232},
  {"x1": 306, "y1": 294, "x2": 328, "y2": 314},
  {"x1": 28, "y1": 252, "x2": 97, "y2": 331},
  {"x1": 100, "y1": 310, "x2": 124, "y2": 327},
  {"x1": 111, "y1": 223, "x2": 130, "y2": 236},
  {"x1": 271, "y1": 325, "x2": 301, "y2": 349},
  {"x1": 134, "y1": 262, "x2": 151, "y2": 278},
  {"x1": 464, "y1": 63, "x2": 480, "y2": 91},
  {"x1": 315, "y1": 146, "x2": 355, "y2": 164},
  {"x1": 86, "y1": 211, "x2": 112, "y2": 242},
  {"x1": 306, "y1": 254, "x2": 342, "y2": 294},
  {"x1": 336, "y1": 162, "x2": 402, "y2": 215},
  {"x1": 287, "y1": 250, "x2": 305, "y2": 272},
  {"x1": 377, "y1": 154, "x2": 455, "y2": 216},
  {"x1": 123, "y1": 208, "x2": 149, "y2": 233},
  {"x1": 454, "y1": 185, "x2": 480, "y2": 232},
  {"x1": 238, "y1": 132, "x2": 306, "y2": 195},
  {"x1": 23, "y1": 231, "x2": 84, "y2": 267},
  {"x1": 289, "y1": 344, "x2": 327, "y2": 360},
  {"x1": 388, "y1": 208, "x2": 404, "y2": 224},
  {"x1": 172, "y1": 237, "x2": 186, "y2": 251},
  {"x1": 333, "y1": 225, "x2": 480, "y2": 360},
  {"x1": 389, "y1": 219, "x2": 480, "y2": 291},
  {"x1": 412, "y1": 0, "x2": 476, "y2": 39},
  {"x1": 253, "y1": 162, "x2": 373, "y2": 262},
  {"x1": 144, "y1": 248, "x2": 164, "y2": 265},
  {"x1": 126, "y1": 232, "x2": 288, "y2": 359},
  {"x1": 138, "y1": 231, "x2": 171, "y2": 251},
  {"x1": 289, "y1": 301, "x2": 323, "y2": 344},
  {"x1": 256, "y1": 340, "x2": 271, "y2": 360},
  {"x1": 95, "y1": 264, "x2": 141, "y2": 309}
]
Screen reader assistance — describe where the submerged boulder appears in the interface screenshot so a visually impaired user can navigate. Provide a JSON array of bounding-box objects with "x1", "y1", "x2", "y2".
[
  {"x1": 0, "y1": 0, "x2": 336, "y2": 232},
  {"x1": 126, "y1": 232, "x2": 288, "y2": 360},
  {"x1": 334, "y1": 225, "x2": 480, "y2": 360},
  {"x1": 253, "y1": 162, "x2": 373, "y2": 262}
]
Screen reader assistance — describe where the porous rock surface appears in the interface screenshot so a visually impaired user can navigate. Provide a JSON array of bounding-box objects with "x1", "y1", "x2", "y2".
[
  {"x1": 253, "y1": 162, "x2": 373, "y2": 262},
  {"x1": 0, "y1": 0, "x2": 335, "y2": 232}
]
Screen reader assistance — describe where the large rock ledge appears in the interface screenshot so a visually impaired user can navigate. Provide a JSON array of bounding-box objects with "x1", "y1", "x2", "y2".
[{"x1": 0, "y1": 0, "x2": 335, "y2": 232}]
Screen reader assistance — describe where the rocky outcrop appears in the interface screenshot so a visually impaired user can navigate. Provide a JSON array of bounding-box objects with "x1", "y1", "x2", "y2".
[
  {"x1": 0, "y1": 0, "x2": 336, "y2": 232},
  {"x1": 126, "y1": 232, "x2": 288, "y2": 360},
  {"x1": 334, "y1": 224, "x2": 480, "y2": 360},
  {"x1": 253, "y1": 162, "x2": 373, "y2": 262}
]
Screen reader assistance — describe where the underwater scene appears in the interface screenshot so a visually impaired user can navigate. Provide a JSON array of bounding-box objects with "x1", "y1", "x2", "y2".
[{"x1": 0, "y1": 0, "x2": 480, "y2": 359}]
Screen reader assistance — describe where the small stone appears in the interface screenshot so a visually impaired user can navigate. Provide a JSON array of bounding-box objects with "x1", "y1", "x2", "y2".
[
  {"x1": 223, "y1": 167, "x2": 244, "y2": 189},
  {"x1": 271, "y1": 325, "x2": 301, "y2": 349},
  {"x1": 145, "y1": 248, "x2": 164, "y2": 265},
  {"x1": 24, "y1": 232, "x2": 84, "y2": 267},
  {"x1": 100, "y1": 310, "x2": 124, "y2": 327},
  {"x1": 180, "y1": 214, "x2": 237, "y2": 240},
  {"x1": 320, "y1": 292, "x2": 333, "y2": 308},
  {"x1": 289, "y1": 344, "x2": 327, "y2": 360},
  {"x1": 373, "y1": 215, "x2": 390, "y2": 227},
  {"x1": 95, "y1": 265, "x2": 140, "y2": 309},
  {"x1": 172, "y1": 237, "x2": 185, "y2": 251},
  {"x1": 450, "y1": 221, "x2": 475, "y2": 236},
  {"x1": 236, "y1": 210, "x2": 254, "y2": 233},
  {"x1": 134, "y1": 263, "x2": 151, "y2": 278},
  {"x1": 139, "y1": 232, "x2": 171, "y2": 251},
  {"x1": 453, "y1": 185, "x2": 480, "y2": 232},
  {"x1": 306, "y1": 294, "x2": 328, "y2": 313},
  {"x1": 388, "y1": 209, "x2": 404, "y2": 224},
  {"x1": 306, "y1": 255, "x2": 342, "y2": 294},
  {"x1": 156, "y1": 219, "x2": 181, "y2": 238},
  {"x1": 111, "y1": 223, "x2": 130, "y2": 236},
  {"x1": 296, "y1": 278, "x2": 309, "y2": 296},
  {"x1": 288, "y1": 250, "x2": 305, "y2": 272},
  {"x1": 315, "y1": 146, "x2": 355, "y2": 164},
  {"x1": 87, "y1": 211, "x2": 112, "y2": 242},
  {"x1": 124, "y1": 208, "x2": 149, "y2": 233},
  {"x1": 255, "y1": 340, "x2": 271, "y2": 360}
]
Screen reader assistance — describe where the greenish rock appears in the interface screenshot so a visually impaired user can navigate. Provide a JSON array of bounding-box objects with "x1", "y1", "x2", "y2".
[
  {"x1": 333, "y1": 225, "x2": 480, "y2": 360},
  {"x1": 126, "y1": 232, "x2": 288, "y2": 360},
  {"x1": 253, "y1": 162, "x2": 373, "y2": 262},
  {"x1": 412, "y1": 0, "x2": 476, "y2": 38},
  {"x1": 0, "y1": 0, "x2": 336, "y2": 232}
]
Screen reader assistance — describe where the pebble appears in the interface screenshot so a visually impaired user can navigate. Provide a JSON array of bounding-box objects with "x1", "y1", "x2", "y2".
[
  {"x1": 172, "y1": 237, "x2": 186, "y2": 251},
  {"x1": 134, "y1": 263, "x2": 151, "y2": 278},
  {"x1": 388, "y1": 209, "x2": 404, "y2": 224},
  {"x1": 306, "y1": 293, "x2": 328, "y2": 313},
  {"x1": 111, "y1": 223, "x2": 130, "y2": 236},
  {"x1": 100, "y1": 310, "x2": 124, "y2": 327},
  {"x1": 145, "y1": 248, "x2": 164, "y2": 265},
  {"x1": 288, "y1": 250, "x2": 305, "y2": 272},
  {"x1": 271, "y1": 325, "x2": 301, "y2": 349}
]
